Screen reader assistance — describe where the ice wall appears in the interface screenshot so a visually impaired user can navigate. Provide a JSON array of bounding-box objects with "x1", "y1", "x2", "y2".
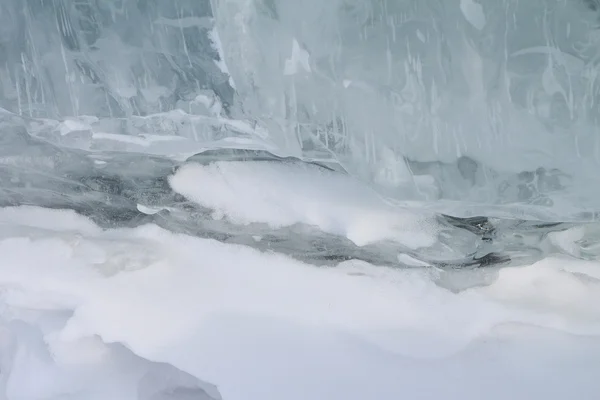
[
  {"x1": 2, "y1": 0, "x2": 600, "y2": 218},
  {"x1": 0, "y1": 0, "x2": 232, "y2": 118},
  {"x1": 211, "y1": 0, "x2": 600, "y2": 216}
]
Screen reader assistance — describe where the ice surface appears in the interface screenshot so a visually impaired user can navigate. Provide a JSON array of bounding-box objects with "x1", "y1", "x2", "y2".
[
  {"x1": 209, "y1": 0, "x2": 600, "y2": 215},
  {"x1": 2, "y1": 0, "x2": 600, "y2": 215},
  {"x1": 3, "y1": 1, "x2": 600, "y2": 399},
  {"x1": 0, "y1": 207, "x2": 600, "y2": 399}
]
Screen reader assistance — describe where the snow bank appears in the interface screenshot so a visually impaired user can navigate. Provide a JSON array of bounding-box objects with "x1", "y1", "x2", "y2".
[
  {"x1": 0, "y1": 207, "x2": 599, "y2": 399},
  {"x1": 169, "y1": 161, "x2": 439, "y2": 248}
]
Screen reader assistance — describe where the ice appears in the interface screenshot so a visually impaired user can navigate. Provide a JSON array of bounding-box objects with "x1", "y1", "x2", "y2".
[
  {"x1": 208, "y1": 26, "x2": 236, "y2": 89},
  {"x1": 209, "y1": 0, "x2": 600, "y2": 215},
  {"x1": 283, "y1": 39, "x2": 312, "y2": 76},
  {"x1": 2, "y1": 0, "x2": 600, "y2": 215},
  {"x1": 3, "y1": 1, "x2": 600, "y2": 398},
  {"x1": 0, "y1": 206, "x2": 599, "y2": 399},
  {"x1": 460, "y1": 0, "x2": 487, "y2": 30}
]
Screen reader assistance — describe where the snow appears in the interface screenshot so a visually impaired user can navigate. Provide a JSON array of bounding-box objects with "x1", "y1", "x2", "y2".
[
  {"x1": 2, "y1": 0, "x2": 600, "y2": 396},
  {"x1": 0, "y1": 206, "x2": 599, "y2": 399},
  {"x1": 169, "y1": 161, "x2": 440, "y2": 248}
]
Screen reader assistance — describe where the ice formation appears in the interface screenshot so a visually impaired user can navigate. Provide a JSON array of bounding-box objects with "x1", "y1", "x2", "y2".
[
  {"x1": 1, "y1": 0, "x2": 600, "y2": 399},
  {"x1": 2, "y1": 0, "x2": 600, "y2": 214}
]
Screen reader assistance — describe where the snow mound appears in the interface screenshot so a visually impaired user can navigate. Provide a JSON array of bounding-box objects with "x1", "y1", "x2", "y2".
[
  {"x1": 0, "y1": 207, "x2": 599, "y2": 399},
  {"x1": 170, "y1": 161, "x2": 439, "y2": 248}
]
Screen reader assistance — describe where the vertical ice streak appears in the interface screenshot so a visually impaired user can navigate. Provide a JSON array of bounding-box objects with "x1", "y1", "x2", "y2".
[{"x1": 1, "y1": 0, "x2": 600, "y2": 216}]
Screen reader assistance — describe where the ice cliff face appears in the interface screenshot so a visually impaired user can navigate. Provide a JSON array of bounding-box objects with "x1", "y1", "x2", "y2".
[
  {"x1": 1, "y1": 0, "x2": 600, "y2": 218},
  {"x1": 209, "y1": 0, "x2": 600, "y2": 216},
  {"x1": 0, "y1": 0, "x2": 232, "y2": 118}
]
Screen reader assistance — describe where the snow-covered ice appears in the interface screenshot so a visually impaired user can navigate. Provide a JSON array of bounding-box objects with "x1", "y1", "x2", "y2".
[
  {"x1": 3, "y1": 1, "x2": 600, "y2": 398},
  {"x1": 0, "y1": 205, "x2": 599, "y2": 400},
  {"x1": 170, "y1": 161, "x2": 439, "y2": 248}
]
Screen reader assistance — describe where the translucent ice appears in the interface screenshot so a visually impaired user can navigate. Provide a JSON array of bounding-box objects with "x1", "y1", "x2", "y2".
[
  {"x1": 2, "y1": 3, "x2": 600, "y2": 398},
  {"x1": 2, "y1": 0, "x2": 600, "y2": 216}
]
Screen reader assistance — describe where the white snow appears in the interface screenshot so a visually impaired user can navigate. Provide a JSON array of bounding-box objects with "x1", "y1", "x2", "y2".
[
  {"x1": 169, "y1": 161, "x2": 440, "y2": 248},
  {"x1": 0, "y1": 206, "x2": 599, "y2": 399}
]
